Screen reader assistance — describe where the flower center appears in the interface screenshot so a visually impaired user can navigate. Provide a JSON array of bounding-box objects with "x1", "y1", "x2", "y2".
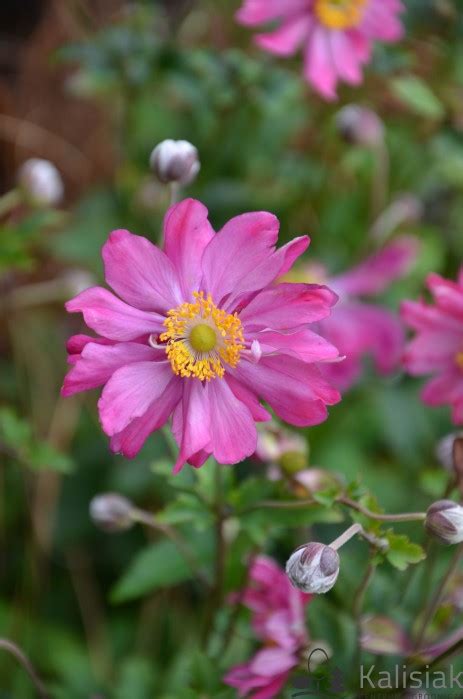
[
  {"x1": 456, "y1": 352, "x2": 463, "y2": 370},
  {"x1": 314, "y1": 0, "x2": 367, "y2": 29},
  {"x1": 160, "y1": 292, "x2": 245, "y2": 381}
]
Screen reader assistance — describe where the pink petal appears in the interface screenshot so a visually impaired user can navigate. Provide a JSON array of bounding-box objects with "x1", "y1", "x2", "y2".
[
  {"x1": 332, "y1": 237, "x2": 419, "y2": 297},
  {"x1": 62, "y1": 341, "x2": 158, "y2": 396},
  {"x1": 205, "y1": 378, "x2": 257, "y2": 464},
  {"x1": 304, "y1": 25, "x2": 338, "y2": 101},
  {"x1": 66, "y1": 334, "x2": 113, "y2": 357},
  {"x1": 421, "y1": 370, "x2": 463, "y2": 407},
  {"x1": 172, "y1": 380, "x2": 212, "y2": 473},
  {"x1": 102, "y1": 229, "x2": 182, "y2": 312},
  {"x1": 110, "y1": 376, "x2": 182, "y2": 458},
  {"x1": 276, "y1": 236, "x2": 310, "y2": 276},
  {"x1": 401, "y1": 299, "x2": 462, "y2": 334},
  {"x1": 427, "y1": 273, "x2": 463, "y2": 320},
  {"x1": 239, "y1": 282, "x2": 337, "y2": 331},
  {"x1": 361, "y1": 0, "x2": 404, "y2": 42},
  {"x1": 403, "y1": 332, "x2": 460, "y2": 375},
  {"x1": 163, "y1": 199, "x2": 215, "y2": 299},
  {"x1": 257, "y1": 328, "x2": 339, "y2": 363},
  {"x1": 226, "y1": 374, "x2": 272, "y2": 422},
  {"x1": 250, "y1": 647, "x2": 297, "y2": 677},
  {"x1": 98, "y1": 360, "x2": 174, "y2": 436},
  {"x1": 232, "y1": 356, "x2": 340, "y2": 426},
  {"x1": 66, "y1": 287, "x2": 164, "y2": 341},
  {"x1": 256, "y1": 15, "x2": 312, "y2": 56},
  {"x1": 236, "y1": 0, "x2": 309, "y2": 26},
  {"x1": 201, "y1": 211, "x2": 280, "y2": 306},
  {"x1": 329, "y1": 31, "x2": 363, "y2": 86},
  {"x1": 251, "y1": 674, "x2": 289, "y2": 699}
]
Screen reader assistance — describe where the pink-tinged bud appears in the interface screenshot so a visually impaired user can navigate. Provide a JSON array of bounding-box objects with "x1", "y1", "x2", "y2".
[
  {"x1": 149, "y1": 139, "x2": 200, "y2": 185},
  {"x1": 18, "y1": 158, "x2": 64, "y2": 207},
  {"x1": 89, "y1": 493, "x2": 135, "y2": 533},
  {"x1": 336, "y1": 105, "x2": 384, "y2": 147},
  {"x1": 425, "y1": 500, "x2": 463, "y2": 545},
  {"x1": 286, "y1": 542, "x2": 340, "y2": 594}
]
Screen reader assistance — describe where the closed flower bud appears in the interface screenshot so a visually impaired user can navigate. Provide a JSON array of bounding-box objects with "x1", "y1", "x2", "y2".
[
  {"x1": 89, "y1": 493, "x2": 135, "y2": 533},
  {"x1": 336, "y1": 105, "x2": 384, "y2": 147},
  {"x1": 18, "y1": 158, "x2": 64, "y2": 207},
  {"x1": 435, "y1": 432, "x2": 463, "y2": 472},
  {"x1": 425, "y1": 500, "x2": 463, "y2": 545},
  {"x1": 286, "y1": 542, "x2": 340, "y2": 594},
  {"x1": 149, "y1": 139, "x2": 200, "y2": 186}
]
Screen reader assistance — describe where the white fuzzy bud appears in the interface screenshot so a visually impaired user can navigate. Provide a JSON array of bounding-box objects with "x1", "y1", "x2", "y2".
[
  {"x1": 425, "y1": 500, "x2": 463, "y2": 545},
  {"x1": 18, "y1": 158, "x2": 64, "y2": 207},
  {"x1": 90, "y1": 493, "x2": 135, "y2": 533},
  {"x1": 149, "y1": 139, "x2": 200, "y2": 186},
  {"x1": 286, "y1": 542, "x2": 340, "y2": 594}
]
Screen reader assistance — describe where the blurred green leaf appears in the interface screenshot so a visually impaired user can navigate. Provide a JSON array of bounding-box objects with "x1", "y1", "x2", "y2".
[
  {"x1": 390, "y1": 75, "x2": 445, "y2": 119},
  {"x1": 385, "y1": 532, "x2": 426, "y2": 571}
]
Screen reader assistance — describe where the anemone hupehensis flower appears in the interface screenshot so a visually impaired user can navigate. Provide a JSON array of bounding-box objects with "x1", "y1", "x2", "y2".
[
  {"x1": 236, "y1": 0, "x2": 404, "y2": 100},
  {"x1": 224, "y1": 556, "x2": 311, "y2": 698},
  {"x1": 291, "y1": 236, "x2": 418, "y2": 391},
  {"x1": 62, "y1": 199, "x2": 340, "y2": 471},
  {"x1": 402, "y1": 270, "x2": 463, "y2": 424}
]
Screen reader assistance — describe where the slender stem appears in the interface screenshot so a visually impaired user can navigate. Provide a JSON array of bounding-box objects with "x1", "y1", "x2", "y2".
[
  {"x1": 169, "y1": 181, "x2": 181, "y2": 205},
  {"x1": 201, "y1": 463, "x2": 226, "y2": 645},
  {"x1": 242, "y1": 495, "x2": 426, "y2": 523},
  {"x1": 0, "y1": 639, "x2": 50, "y2": 699},
  {"x1": 353, "y1": 561, "x2": 376, "y2": 668},
  {"x1": 339, "y1": 496, "x2": 426, "y2": 523},
  {"x1": 132, "y1": 509, "x2": 211, "y2": 587},
  {"x1": 330, "y1": 523, "x2": 363, "y2": 550},
  {"x1": 413, "y1": 544, "x2": 463, "y2": 651}
]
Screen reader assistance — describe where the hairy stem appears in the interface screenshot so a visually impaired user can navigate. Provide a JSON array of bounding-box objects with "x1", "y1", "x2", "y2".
[{"x1": 0, "y1": 639, "x2": 50, "y2": 699}]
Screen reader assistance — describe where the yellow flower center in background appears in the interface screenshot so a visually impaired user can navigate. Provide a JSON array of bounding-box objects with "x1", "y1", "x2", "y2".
[
  {"x1": 456, "y1": 352, "x2": 463, "y2": 370},
  {"x1": 161, "y1": 292, "x2": 245, "y2": 381},
  {"x1": 314, "y1": 0, "x2": 367, "y2": 30}
]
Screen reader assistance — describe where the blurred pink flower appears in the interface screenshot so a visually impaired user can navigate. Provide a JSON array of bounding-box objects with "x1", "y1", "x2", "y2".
[
  {"x1": 402, "y1": 270, "x2": 463, "y2": 424},
  {"x1": 236, "y1": 0, "x2": 404, "y2": 100},
  {"x1": 62, "y1": 199, "x2": 340, "y2": 470},
  {"x1": 224, "y1": 556, "x2": 311, "y2": 698},
  {"x1": 309, "y1": 236, "x2": 418, "y2": 391}
]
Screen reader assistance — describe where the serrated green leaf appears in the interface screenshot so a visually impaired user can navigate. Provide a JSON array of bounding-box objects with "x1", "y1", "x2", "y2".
[{"x1": 385, "y1": 532, "x2": 426, "y2": 571}]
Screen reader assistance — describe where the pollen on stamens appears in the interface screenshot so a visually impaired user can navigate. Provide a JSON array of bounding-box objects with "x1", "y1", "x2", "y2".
[
  {"x1": 456, "y1": 352, "x2": 463, "y2": 370},
  {"x1": 160, "y1": 292, "x2": 245, "y2": 381}
]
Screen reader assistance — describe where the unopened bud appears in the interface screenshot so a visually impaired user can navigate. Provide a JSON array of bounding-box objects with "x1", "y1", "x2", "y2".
[
  {"x1": 18, "y1": 158, "x2": 64, "y2": 207},
  {"x1": 336, "y1": 105, "x2": 384, "y2": 147},
  {"x1": 149, "y1": 139, "x2": 200, "y2": 186},
  {"x1": 279, "y1": 450, "x2": 308, "y2": 475},
  {"x1": 286, "y1": 542, "x2": 340, "y2": 594},
  {"x1": 425, "y1": 500, "x2": 463, "y2": 545},
  {"x1": 436, "y1": 432, "x2": 463, "y2": 471},
  {"x1": 90, "y1": 493, "x2": 135, "y2": 532}
]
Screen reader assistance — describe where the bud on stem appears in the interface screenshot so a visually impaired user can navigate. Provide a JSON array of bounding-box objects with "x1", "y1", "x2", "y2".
[{"x1": 425, "y1": 500, "x2": 463, "y2": 545}]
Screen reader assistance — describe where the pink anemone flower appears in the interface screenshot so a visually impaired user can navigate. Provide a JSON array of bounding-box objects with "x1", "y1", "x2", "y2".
[
  {"x1": 292, "y1": 236, "x2": 418, "y2": 391},
  {"x1": 402, "y1": 270, "x2": 463, "y2": 424},
  {"x1": 236, "y1": 0, "x2": 404, "y2": 100},
  {"x1": 224, "y1": 556, "x2": 311, "y2": 698},
  {"x1": 62, "y1": 199, "x2": 340, "y2": 471}
]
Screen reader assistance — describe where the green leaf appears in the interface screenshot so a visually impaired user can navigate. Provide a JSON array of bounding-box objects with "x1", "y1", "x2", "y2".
[
  {"x1": 390, "y1": 75, "x2": 445, "y2": 120},
  {"x1": 385, "y1": 532, "x2": 426, "y2": 571},
  {"x1": 111, "y1": 531, "x2": 214, "y2": 602}
]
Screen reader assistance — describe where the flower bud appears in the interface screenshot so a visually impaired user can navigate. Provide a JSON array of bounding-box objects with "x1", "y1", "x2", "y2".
[
  {"x1": 149, "y1": 139, "x2": 200, "y2": 186},
  {"x1": 17, "y1": 158, "x2": 64, "y2": 207},
  {"x1": 286, "y1": 542, "x2": 340, "y2": 594},
  {"x1": 335, "y1": 105, "x2": 384, "y2": 147},
  {"x1": 425, "y1": 500, "x2": 463, "y2": 545},
  {"x1": 435, "y1": 432, "x2": 463, "y2": 472},
  {"x1": 89, "y1": 493, "x2": 135, "y2": 533}
]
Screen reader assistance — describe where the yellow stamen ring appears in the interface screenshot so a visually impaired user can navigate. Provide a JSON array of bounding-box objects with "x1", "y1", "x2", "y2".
[
  {"x1": 160, "y1": 292, "x2": 245, "y2": 381},
  {"x1": 456, "y1": 352, "x2": 463, "y2": 370},
  {"x1": 314, "y1": 0, "x2": 367, "y2": 30}
]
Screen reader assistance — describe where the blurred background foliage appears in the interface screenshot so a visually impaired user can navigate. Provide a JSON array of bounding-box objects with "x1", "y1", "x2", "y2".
[{"x1": 1, "y1": 0, "x2": 463, "y2": 697}]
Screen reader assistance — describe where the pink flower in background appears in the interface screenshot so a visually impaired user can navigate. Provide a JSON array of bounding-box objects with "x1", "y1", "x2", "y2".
[
  {"x1": 402, "y1": 270, "x2": 463, "y2": 424},
  {"x1": 62, "y1": 198, "x2": 340, "y2": 470},
  {"x1": 296, "y1": 236, "x2": 417, "y2": 391},
  {"x1": 236, "y1": 0, "x2": 404, "y2": 100},
  {"x1": 224, "y1": 556, "x2": 311, "y2": 698}
]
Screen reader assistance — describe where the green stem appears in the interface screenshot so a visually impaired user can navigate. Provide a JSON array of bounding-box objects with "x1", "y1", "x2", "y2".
[{"x1": 0, "y1": 639, "x2": 50, "y2": 699}]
